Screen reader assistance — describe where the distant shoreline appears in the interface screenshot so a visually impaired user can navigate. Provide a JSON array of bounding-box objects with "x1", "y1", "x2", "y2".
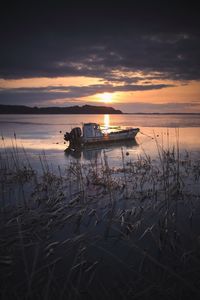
[
  {"x1": 0, "y1": 104, "x2": 200, "y2": 115},
  {"x1": 0, "y1": 104, "x2": 122, "y2": 114},
  {"x1": 124, "y1": 112, "x2": 200, "y2": 115}
]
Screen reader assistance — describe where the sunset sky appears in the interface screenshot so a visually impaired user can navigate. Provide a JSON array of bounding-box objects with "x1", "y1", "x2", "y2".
[{"x1": 0, "y1": 1, "x2": 200, "y2": 113}]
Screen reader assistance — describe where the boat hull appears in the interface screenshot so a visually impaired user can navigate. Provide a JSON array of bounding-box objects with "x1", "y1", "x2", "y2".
[{"x1": 82, "y1": 128, "x2": 139, "y2": 145}]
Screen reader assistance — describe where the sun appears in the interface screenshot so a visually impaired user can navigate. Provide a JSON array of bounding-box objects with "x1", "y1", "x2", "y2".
[{"x1": 100, "y1": 92, "x2": 113, "y2": 103}]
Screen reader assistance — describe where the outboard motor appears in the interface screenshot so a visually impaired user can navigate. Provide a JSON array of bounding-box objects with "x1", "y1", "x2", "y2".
[
  {"x1": 69, "y1": 127, "x2": 82, "y2": 141},
  {"x1": 64, "y1": 127, "x2": 82, "y2": 148},
  {"x1": 64, "y1": 132, "x2": 70, "y2": 141}
]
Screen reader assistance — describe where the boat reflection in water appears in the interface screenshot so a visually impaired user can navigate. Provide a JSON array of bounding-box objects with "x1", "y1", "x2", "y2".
[
  {"x1": 64, "y1": 115, "x2": 139, "y2": 160},
  {"x1": 64, "y1": 139, "x2": 139, "y2": 160}
]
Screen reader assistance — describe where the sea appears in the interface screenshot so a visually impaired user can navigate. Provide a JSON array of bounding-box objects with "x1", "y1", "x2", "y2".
[
  {"x1": 1, "y1": 115, "x2": 200, "y2": 298},
  {"x1": 0, "y1": 114, "x2": 200, "y2": 170}
]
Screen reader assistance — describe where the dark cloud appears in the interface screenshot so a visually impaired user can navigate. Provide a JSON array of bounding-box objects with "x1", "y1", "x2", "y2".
[
  {"x1": 0, "y1": 83, "x2": 174, "y2": 105},
  {"x1": 0, "y1": 0, "x2": 200, "y2": 82}
]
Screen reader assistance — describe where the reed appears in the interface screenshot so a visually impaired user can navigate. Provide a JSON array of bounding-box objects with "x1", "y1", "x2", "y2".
[{"x1": 0, "y1": 134, "x2": 200, "y2": 299}]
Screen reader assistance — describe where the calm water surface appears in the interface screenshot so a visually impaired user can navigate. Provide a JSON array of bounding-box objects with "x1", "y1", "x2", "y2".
[
  {"x1": 0, "y1": 114, "x2": 200, "y2": 168},
  {"x1": 1, "y1": 115, "x2": 200, "y2": 298}
]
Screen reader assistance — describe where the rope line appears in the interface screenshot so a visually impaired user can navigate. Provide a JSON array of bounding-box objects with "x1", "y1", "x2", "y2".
[{"x1": 139, "y1": 131, "x2": 154, "y2": 139}]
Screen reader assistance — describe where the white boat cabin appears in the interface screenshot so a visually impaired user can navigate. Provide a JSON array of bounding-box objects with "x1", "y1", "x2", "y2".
[{"x1": 83, "y1": 123, "x2": 103, "y2": 138}]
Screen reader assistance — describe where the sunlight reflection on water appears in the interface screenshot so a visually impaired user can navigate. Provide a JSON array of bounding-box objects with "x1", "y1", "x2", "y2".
[{"x1": 0, "y1": 114, "x2": 200, "y2": 170}]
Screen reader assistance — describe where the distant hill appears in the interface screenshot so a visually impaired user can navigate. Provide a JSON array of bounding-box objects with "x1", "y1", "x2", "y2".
[{"x1": 0, "y1": 104, "x2": 122, "y2": 114}]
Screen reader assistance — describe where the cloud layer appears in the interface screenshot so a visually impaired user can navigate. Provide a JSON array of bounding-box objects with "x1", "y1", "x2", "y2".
[
  {"x1": 0, "y1": 1, "x2": 199, "y2": 109},
  {"x1": 0, "y1": 83, "x2": 174, "y2": 105},
  {"x1": 0, "y1": 1, "x2": 199, "y2": 81}
]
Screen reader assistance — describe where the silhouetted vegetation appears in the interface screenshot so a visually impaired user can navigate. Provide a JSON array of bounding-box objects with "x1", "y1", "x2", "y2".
[
  {"x1": 0, "y1": 104, "x2": 122, "y2": 114},
  {"x1": 0, "y1": 135, "x2": 200, "y2": 299}
]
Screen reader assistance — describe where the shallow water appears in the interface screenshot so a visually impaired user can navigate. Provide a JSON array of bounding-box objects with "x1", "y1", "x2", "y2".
[
  {"x1": 0, "y1": 114, "x2": 200, "y2": 169},
  {"x1": 1, "y1": 114, "x2": 200, "y2": 299}
]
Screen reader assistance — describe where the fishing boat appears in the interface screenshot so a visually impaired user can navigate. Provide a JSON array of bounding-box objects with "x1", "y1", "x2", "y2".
[{"x1": 64, "y1": 123, "x2": 139, "y2": 148}]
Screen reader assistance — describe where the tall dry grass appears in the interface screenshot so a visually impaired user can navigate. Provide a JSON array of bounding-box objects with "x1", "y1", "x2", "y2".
[{"x1": 0, "y1": 133, "x2": 200, "y2": 299}]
